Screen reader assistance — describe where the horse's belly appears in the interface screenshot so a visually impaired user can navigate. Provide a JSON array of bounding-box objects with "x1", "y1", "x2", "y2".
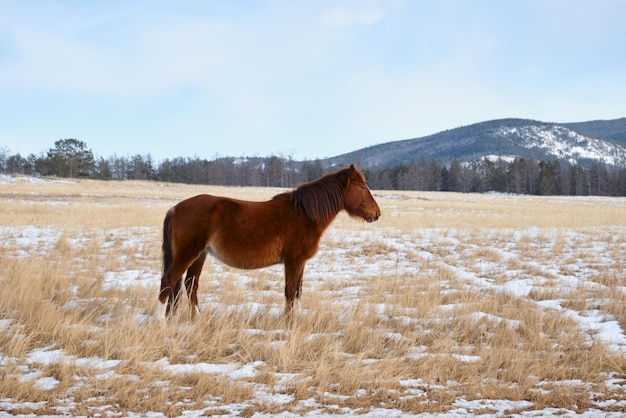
[{"x1": 206, "y1": 237, "x2": 283, "y2": 270}]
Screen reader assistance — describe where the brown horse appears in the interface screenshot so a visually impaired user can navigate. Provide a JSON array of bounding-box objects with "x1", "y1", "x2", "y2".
[{"x1": 155, "y1": 164, "x2": 380, "y2": 320}]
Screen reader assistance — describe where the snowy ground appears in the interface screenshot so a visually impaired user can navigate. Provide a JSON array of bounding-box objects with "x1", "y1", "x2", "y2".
[{"x1": 1, "y1": 179, "x2": 625, "y2": 417}]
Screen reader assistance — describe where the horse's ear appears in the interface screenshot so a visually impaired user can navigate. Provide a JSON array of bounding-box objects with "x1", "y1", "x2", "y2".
[
  {"x1": 336, "y1": 166, "x2": 352, "y2": 188},
  {"x1": 348, "y1": 164, "x2": 356, "y2": 178},
  {"x1": 347, "y1": 164, "x2": 359, "y2": 183}
]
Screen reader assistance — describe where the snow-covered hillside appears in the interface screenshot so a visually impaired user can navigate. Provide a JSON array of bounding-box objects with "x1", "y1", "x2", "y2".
[{"x1": 494, "y1": 125, "x2": 626, "y2": 166}]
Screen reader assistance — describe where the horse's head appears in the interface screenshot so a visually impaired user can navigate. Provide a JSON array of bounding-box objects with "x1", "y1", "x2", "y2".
[{"x1": 341, "y1": 165, "x2": 381, "y2": 223}]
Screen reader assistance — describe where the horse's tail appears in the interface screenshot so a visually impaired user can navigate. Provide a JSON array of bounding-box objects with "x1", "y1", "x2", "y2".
[
  {"x1": 155, "y1": 207, "x2": 175, "y2": 318},
  {"x1": 162, "y1": 208, "x2": 174, "y2": 276}
]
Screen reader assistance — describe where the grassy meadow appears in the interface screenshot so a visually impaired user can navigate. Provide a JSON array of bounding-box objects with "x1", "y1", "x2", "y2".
[{"x1": 0, "y1": 175, "x2": 625, "y2": 417}]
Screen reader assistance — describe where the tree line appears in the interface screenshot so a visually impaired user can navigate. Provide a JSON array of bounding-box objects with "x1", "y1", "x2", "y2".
[{"x1": 2, "y1": 139, "x2": 625, "y2": 196}]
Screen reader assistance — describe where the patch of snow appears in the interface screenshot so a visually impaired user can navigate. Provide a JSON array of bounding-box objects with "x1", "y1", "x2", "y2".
[{"x1": 102, "y1": 270, "x2": 155, "y2": 290}]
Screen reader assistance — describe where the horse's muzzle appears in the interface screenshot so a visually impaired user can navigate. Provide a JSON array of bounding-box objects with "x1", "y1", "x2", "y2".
[{"x1": 367, "y1": 211, "x2": 381, "y2": 223}]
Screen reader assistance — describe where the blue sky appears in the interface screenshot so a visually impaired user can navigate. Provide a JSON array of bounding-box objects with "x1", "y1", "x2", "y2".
[{"x1": 1, "y1": 1, "x2": 625, "y2": 161}]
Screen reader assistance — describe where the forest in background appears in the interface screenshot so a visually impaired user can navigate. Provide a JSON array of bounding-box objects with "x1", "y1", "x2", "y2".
[{"x1": 2, "y1": 139, "x2": 625, "y2": 196}]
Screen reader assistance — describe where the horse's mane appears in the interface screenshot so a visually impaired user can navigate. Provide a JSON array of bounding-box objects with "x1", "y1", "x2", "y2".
[{"x1": 283, "y1": 170, "x2": 348, "y2": 227}]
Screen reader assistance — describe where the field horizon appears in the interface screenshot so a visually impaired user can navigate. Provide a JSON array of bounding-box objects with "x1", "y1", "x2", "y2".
[{"x1": 1, "y1": 174, "x2": 625, "y2": 417}]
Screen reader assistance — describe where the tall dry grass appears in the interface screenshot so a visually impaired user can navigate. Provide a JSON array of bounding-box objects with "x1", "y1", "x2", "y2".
[{"x1": 1, "y1": 176, "x2": 625, "y2": 416}]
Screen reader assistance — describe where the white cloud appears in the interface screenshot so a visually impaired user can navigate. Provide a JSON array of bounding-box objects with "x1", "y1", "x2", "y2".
[{"x1": 320, "y1": 3, "x2": 385, "y2": 28}]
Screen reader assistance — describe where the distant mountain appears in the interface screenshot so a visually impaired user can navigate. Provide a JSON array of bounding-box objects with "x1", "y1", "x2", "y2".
[
  {"x1": 563, "y1": 118, "x2": 626, "y2": 145},
  {"x1": 324, "y1": 118, "x2": 626, "y2": 169}
]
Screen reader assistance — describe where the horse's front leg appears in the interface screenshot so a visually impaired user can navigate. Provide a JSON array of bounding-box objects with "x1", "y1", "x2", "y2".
[{"x1": 284, "y1": 259, "x2": 305, "y2": 322}]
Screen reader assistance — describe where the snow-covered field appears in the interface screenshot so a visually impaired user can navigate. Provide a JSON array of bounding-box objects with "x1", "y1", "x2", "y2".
[{"x1": 1, "y1": 175, "x2": 625, "y2": 417}]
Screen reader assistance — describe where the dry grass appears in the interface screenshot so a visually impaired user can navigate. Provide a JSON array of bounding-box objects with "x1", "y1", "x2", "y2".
[{"x1": 1, "y1": 176, "x2": 625, "y2": 416}]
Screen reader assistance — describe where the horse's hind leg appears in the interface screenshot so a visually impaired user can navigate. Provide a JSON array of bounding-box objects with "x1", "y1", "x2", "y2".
[
  {"x1": 184, "y1": 252, "x2": 207, "y2": 319},
  {"x1": 157, "y1": 204, "x2": 211, "y2": 320},
  {"x1": 166, "y1": 278, "x2": 183, "y2": 317},
  {"x1": 159, "y1": 255, "x2": 201, "y2": 319},
  {"x1": 159, "y1": 259, "x2": 189, "y2": 303}
]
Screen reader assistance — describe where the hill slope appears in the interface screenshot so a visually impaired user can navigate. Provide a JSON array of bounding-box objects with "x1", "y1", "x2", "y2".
[{"x1": 324, "y1": 118, "x2": 626, "y2": 169}]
